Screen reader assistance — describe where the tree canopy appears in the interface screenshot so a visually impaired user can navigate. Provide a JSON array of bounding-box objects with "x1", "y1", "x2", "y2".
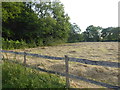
[{"x1": 2, "y1": 2, "x2": 70, "y2": 47}]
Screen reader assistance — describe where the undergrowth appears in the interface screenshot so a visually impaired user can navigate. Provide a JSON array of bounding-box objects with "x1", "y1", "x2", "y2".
[{"x1": 2, "y1": 61, "x2": 66, "y2": 88}]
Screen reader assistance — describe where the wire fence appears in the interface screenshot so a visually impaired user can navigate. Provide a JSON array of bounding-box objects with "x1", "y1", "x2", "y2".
[{"x1": 1, "y1": 50, "x2": 120, "y2": 89}]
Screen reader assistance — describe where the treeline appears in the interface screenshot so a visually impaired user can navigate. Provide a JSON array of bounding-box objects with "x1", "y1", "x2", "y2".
[
  {"x1": 2, "y1": 2, "x2": 120, "y2": 49},
  {"x1": 68, "y1": 24, "x2": 120, "y2": 43}
]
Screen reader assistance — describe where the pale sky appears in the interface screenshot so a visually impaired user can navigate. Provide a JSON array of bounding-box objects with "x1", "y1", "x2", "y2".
[{"x1": 60, "y1": 0, "x2": 119, "y2": 31}]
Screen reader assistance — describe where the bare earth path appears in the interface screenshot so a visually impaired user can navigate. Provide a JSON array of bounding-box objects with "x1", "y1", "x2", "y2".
[{"x1": 4, "y1": 42, "x2": 119, "y2": 88}]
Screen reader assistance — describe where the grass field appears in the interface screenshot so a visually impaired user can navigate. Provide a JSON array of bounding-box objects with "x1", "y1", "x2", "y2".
[{"x1": 2, "y1": 42, "x2": 119, "y2": 88}]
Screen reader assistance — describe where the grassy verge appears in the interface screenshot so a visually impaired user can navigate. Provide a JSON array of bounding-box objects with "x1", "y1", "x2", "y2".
[{"x1": 2, "y1": 61, "x2": 66, "y2": 88}]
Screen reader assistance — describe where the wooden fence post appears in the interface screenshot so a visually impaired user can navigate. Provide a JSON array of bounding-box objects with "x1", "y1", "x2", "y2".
[
  {"x1": 2, "y1": 54, "x2": 5, "y2": 61},
  {"x1": 5, "y1": 53, "x2": 8, "y2": 60},
  {"x1": 65, "y1": 55, "x2": 70, "y2": 88},
  {"x1": 14, "y1": 53, "x2": 16, "y2": 60},
  {"x1": 23, "y1": 52, "x2": 26, "y2": 65}
]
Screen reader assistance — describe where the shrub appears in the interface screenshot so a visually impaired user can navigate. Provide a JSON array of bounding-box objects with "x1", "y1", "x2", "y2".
[
  {"x1": 2, "y1": 61, "x2": 66, "y2": 88},
  {"x1": 2, "y1": 38, "x2": 27, "y2": 50}
]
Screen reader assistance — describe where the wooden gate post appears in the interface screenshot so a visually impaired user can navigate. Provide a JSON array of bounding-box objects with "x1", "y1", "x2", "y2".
[
  {"x1": 23, "y1": 52, "x2": 26, "y2": 65},
  {"x1": 65, "y1": 55, "x2": 70, "y2": 88}
]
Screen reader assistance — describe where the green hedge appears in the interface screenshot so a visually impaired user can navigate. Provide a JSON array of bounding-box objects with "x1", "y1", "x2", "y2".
[
  {"x1": 2, "y1": 37, "x2": 66, "y2": 50},
  {"x1": 2, "y1": 38, "x2": 27, "y2": 50}
]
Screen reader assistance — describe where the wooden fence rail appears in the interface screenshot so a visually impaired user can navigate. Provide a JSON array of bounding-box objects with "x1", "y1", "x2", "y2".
[
  {"x1": 1, "y1": 50, "x2": 120, "y2": 89},
  {"x1": 1, "y1": 50, "x2": 119, "y2": 68}
]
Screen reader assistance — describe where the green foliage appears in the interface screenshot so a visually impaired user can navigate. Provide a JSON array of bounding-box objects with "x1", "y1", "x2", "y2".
[
  {"x1": 83, "y1": 25, "x2": 102, "y2": 42},
  {"x1": 2, "y1": 61, "x2": 66, "y2": 88},
  {"x1": 2, "y1": 2, "x2": 24, "y2": 22},
  {"x1": 69, "y1": 25, "x2": 120, "y2": 42},
  {"x1": 2, "y1": 38, "x2": 45, "y2": 49},
  {"x1": 101, "y1": 27, "x2": 120, "y2": 41},
  {"x1": 43, "y1": 37, "x2": 65, "y2": 46},
  {"x1": 35, "y1": 38, "x2": 44, "y2": 46},
  {"x1": 68, "y1": 23, "x2": 83, "y2": 43},
  {"x1": 82, "y1": 26, "x2": 120, "y2": 42},
  {"x1": 2, "y1": 38, "x2": 27, "y2": 50},
  {"x1": 2, "y1": 2, "x2": 71, "y2": 47},
  {"x1": 35, "y1": 2, "x2": 70, "y2": 43}
]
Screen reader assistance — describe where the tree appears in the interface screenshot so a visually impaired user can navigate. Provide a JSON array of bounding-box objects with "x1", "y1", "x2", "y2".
[
  {"x1": 34, "y1": 2, "x2": 70, "y2": 45},
  {"x1": 2, "y1": 1, "x2": 71, "y2": 46},
  {"x1": 2, "y1": 2, "x2": 40, "y2": 42},
  {"x1": 68, "y1": 23, "x2": 82, "y2": 43},
  {"x1": 85, "y1": 25, "x2": 102, "y2": 41},
  {"x1": 101, "y1": 27, "x2": 120, "y2": 41},
  {"x1": 2, "y1": 2, "x2": 24, "y2": 39},
  {"x1": 82, "y1": 31, "x2": 89, "y2": 42},
  {"x1": 2, "y1": 2, "x2": 24, "y2": 22}
]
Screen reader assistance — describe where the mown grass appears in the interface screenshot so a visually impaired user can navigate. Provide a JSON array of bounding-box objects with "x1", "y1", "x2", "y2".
[{"x1": 2, "y1": 61, "x2": 66, "y2": 88}]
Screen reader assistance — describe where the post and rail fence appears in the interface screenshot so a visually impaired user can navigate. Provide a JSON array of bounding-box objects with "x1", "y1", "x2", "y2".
[{"x1": 1, "y1": 50, "x2": 120, "y2": 89}]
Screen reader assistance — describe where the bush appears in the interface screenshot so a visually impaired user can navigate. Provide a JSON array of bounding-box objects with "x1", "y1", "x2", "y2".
[
  {"x1": 2, "y1": 37, "x2": 66, "y2": 50},
  {"x1": 43, "y1": 37, "x2": 65, "y2": 46},
  {"x1": 35, "y1": 39, "x2": 43, "y2": 46},
  {"x1": 2, "y1": 61, "x2": 66, "y2": 88},
  {"x1": 2, "y1": 38, "x2": 27, "y2": 50}
]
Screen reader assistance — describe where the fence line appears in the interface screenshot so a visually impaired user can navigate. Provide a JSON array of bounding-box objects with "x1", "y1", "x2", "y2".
[
  {"x1": 1, "y1": 50, "x2": 120, "y2": 89},
  {"x1": 25, "y1": 64, "x2": 120, "y2": 89},
  {"x1": 4, "y1": 60, "x2": 120, "y2": 90},
  {"x1": 5, "y1": 59, "x2": 120, "y2": 89},
  {"x1": 1, "y1": 50, "x2": 120, "y2": 68}
]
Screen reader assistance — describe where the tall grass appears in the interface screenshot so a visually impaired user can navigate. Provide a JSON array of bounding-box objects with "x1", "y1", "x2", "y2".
[{"x1": 2, "y1": 61, "x2": 66, "y2": 88}]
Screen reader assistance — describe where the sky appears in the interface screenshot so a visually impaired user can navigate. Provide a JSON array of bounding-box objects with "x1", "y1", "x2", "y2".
[{"x1": 60, "y1": 0, "x2": 119, "y2": 31}]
